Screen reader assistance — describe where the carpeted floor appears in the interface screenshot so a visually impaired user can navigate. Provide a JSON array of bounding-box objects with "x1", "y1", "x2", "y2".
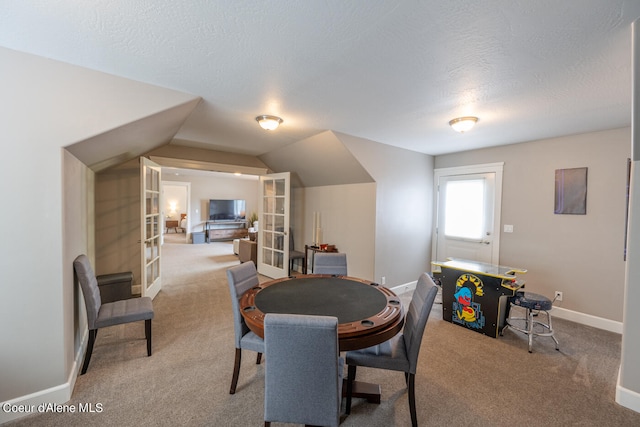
[{"x1": 7, "y1": 233, "x2": 640, "y2": 426}]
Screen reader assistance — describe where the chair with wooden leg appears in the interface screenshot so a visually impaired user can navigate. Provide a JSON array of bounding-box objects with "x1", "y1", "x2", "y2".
[
  {"x1": 73, "y1": 254, "x2": 154, "y2": 375},
  {"x1": 345, "y1": 272, "x2": 438, "y2": 427},
  {"x1": 226, "y1": 261, "x2": 265, "y2": 394},
  {"x1": 288, "y1": 228, "x2": 305, "y2": 276}
]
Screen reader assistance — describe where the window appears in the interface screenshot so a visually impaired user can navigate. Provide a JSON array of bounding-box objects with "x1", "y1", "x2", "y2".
[{"x1": 443, "y1": 179, "x2": 485, "y2": 240}]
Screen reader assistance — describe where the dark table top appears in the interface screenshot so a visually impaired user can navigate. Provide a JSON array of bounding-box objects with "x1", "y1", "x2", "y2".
[{"x1": 240, "y1": 274, "x2": 404, "y2": 351}]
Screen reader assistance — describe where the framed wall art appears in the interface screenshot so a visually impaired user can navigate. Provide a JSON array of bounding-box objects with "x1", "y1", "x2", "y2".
[{"x1": 554, "y1": 167, "x2": 588, "y2": 215}]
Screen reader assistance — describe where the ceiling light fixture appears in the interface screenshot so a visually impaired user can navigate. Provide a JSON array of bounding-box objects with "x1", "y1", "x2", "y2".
[
  {"x1": 256, "y1": 115, "x2": 283, "y2": 131},
  {"x1": 449, "y1": 116, "x2": 478, "y2": 133}
]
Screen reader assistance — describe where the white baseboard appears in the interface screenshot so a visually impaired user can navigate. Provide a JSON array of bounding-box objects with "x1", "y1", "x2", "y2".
[
  {"x1": 617, "y1": 368, "x2": 640, "y2": 413},
  {"x1": 0, "y1": 331, "x2": 85, "y2": 424},
  {"x1": 390, "y1": 280, "x2": 417, "y2": 295},
  {"x1": 551, "y1": 306, "x2": 623, "y2": 334},
  {"x1": 0, "y1": 382, "x2": 72, "y2": 424}
]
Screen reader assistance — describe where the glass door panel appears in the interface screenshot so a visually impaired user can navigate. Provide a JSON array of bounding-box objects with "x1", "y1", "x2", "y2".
[
  {"x1": 258, "y1": 173, "x2": 290, "y2": 278},
  {"x1": 141, "y1": 157, "x2": 162, "y2": 299}
]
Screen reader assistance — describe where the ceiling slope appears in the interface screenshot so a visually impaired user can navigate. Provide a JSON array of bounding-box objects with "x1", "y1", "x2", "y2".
[
  {"x1": 3, "y1": 2, "x2": 640, "y2": 156},
  {"x1": 67, "y1": 98, "x2": 201, "y2": 172},
  {"x1": 259, "y1": 131, "x2": 374, "y2": 187},
  {"x1": 2, "y1": 46, "x2": 201, "y2": 171}
]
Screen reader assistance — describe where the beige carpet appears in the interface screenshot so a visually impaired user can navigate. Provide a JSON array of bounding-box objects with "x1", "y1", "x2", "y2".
[{"x1": 7, "y1": 233, "x2": 640, "y2": 426}]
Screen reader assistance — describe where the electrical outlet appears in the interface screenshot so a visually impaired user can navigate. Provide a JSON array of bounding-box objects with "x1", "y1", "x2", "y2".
[{"x1": 554, "y1": 291, "x2": 563, "y2": 302}]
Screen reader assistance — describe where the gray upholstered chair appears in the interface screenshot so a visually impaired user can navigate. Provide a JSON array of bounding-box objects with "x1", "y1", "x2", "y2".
[
  {"x1": 226, "y1": 261, "x2": 265, "y2": 394},
  {"x1": 264, "y1": 313, "x2": 343, "y2": 427},
  {"x1": 345, "y1": 273, "x2": 438, "y2": 427},
  {"x1": 73, "y1": 254, "x2": 154, "y2": 375},
  {"x1": 288, "y1": 228, "x2": 305, "y2": 275},
  {"x1": 313, "y1": 252, "x2": 347, "y2": 275}
]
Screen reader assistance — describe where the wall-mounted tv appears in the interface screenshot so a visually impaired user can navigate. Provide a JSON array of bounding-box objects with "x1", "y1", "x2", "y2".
[{"x1": 209, "y1": 199, "x2": 246, "y2": 222}]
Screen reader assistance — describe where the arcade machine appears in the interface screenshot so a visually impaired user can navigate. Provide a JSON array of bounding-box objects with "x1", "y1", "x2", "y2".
[{"x1": 432, "y1": 258, "x2": 526, "y2": 338}]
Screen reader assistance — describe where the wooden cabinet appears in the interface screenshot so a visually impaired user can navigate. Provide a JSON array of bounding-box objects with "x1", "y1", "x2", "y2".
[
  {"x1": 238, "y1": 239, "x2": 257, "y2": 264},
  {"x1": 165, "y1": 220, "x2": 179, "y2": 233},
  {"x1": 206, "y1": 221, "x2": 248, "y2": 241}
]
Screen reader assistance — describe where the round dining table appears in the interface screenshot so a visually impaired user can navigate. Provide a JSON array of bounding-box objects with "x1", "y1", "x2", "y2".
[{"x1": 239, "y1": 274, "x2": 404, "y2": 352}]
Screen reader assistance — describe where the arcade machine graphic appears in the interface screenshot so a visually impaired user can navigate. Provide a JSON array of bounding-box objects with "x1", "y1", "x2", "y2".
[
  {"x1": 452, "y1": 273, "x2": 486, "y2": 330},
  {"x1": 432, "y1": 259, "x2": 526, "y2": 338}
]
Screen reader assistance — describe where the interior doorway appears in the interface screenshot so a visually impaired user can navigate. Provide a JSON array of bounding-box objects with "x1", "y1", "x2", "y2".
[{"x1": 162, "y1": 181, "x2": 191, "y2": 244}]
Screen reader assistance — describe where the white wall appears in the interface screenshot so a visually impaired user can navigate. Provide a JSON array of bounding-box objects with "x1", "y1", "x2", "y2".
[{"x1": 163, "y1": 184, "x2": 188, "y2": 221}]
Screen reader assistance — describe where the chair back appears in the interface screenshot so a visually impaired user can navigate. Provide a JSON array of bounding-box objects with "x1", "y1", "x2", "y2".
[
  {"x1": 73, "y1": 254, "x2": 102, "y2": 330},
  {"x1": 226, "y1": 261, "x2": 260, "y2": 347},
  {"x1": 314, "y1": 252, "x2": 347, "y2": 275},
  {"x1": 289, "y1": 228, "x2": 295, "y2": 251},
  {"x1": 403, "y1": 273, "x2": 438, "y2": 374},
  {"x1": 264, "y1": 313, "x2": 341, "y2": 427}
]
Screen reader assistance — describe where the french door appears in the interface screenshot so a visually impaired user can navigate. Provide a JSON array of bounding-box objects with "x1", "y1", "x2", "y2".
[
  {"x1": 257, "y1": 172, "x2": 290, "y2": 278},
  {"x1": 433, "y1": 163, "x2": 503, "y2": 265},
  {"x1": 141, "y1": 157, "x2": 162, "y2": 299}
]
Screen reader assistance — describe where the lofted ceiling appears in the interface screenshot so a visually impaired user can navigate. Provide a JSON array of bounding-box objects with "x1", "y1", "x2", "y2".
[{"x1": 2, "y1": 1, "x2": 640, "y2": 157}]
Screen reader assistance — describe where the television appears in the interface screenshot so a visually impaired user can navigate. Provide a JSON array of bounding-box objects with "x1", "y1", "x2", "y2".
[{"x1": 208, "y1": 199, "x2": 246, "y2": 222}]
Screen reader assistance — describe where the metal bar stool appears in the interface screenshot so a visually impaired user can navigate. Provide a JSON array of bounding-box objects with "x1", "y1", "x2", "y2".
[{"x1": 502, "y1": 291, "x2": 560, "y2": 353}]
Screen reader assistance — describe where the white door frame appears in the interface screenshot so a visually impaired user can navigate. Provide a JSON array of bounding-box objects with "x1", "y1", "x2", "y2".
[
  {"x1": 141, "y1": 157, "x2": 162, "y2": 299},
  {"x1": 257, "y1": 172, "x2": 291, "y2": 279},
  {"x1": 432, "y1": 162, "x2": 504, "y2": 265}
]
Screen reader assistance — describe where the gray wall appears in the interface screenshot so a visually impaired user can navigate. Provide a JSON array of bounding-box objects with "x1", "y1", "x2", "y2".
[
  {"x1": 95, "y1": 159, "x2": 142, "y2": 281},
  {"x1": 436, "y1": 127, "x2": 630, "y2": 322},
  {"x1": 337, "y1": 132, "x2": 435, "y2": 287},
  {"x1": 258, "y1": 129, "x2": 434, "y2": 287},
  {"x1": 294, "y1": 183, "x2": 377, "y2": 280},
  {"x1": 619, "y1": 18, "x2": 640, "y2": 409},
  {"x1": 62, "y1": 150, "x2": 95, "y2": 384}
]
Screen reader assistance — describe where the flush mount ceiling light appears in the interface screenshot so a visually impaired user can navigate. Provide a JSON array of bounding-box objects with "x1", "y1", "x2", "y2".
[
  {"x1": 256, "y1": 115, "x2": 283, "y2": 131},
  {"x1": 449, "y1": 116, "x2": 478, "y2": 133}
]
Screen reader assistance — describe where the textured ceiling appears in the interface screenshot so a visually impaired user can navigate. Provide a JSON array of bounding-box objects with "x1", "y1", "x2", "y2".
[{"x1": 2, "y1": 1, "x2": 640, "y2": 156}]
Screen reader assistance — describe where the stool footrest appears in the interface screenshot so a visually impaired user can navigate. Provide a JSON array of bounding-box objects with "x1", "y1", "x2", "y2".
[
  {"x1": 506, "y1": 317, "x2": 555, "y2": 337},
  {"x1": 504, "y1": 302, "x2": 560, "y2": 353}
]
